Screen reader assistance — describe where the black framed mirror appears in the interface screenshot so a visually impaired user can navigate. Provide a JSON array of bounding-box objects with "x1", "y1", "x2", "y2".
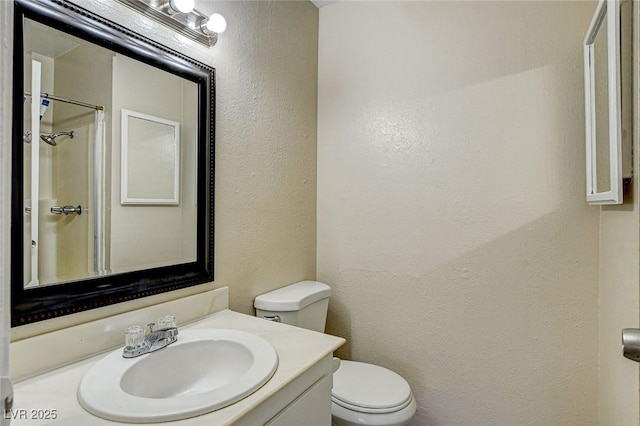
[{"x1": 11, "y1": 0, "x2": 215, "y2": 326}]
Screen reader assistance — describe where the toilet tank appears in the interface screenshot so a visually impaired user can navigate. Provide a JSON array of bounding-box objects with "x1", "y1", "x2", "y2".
[{"x1": 254, "y1": 281, "x2": 331, "y2": 332}]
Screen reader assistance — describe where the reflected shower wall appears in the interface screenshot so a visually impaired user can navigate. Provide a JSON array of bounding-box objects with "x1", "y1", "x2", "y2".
[
  {"x1": 23, "y1": 26, "x2": 111, "y2": 287},
  {"x1": 52, "y1": 117, "x2": 93, "y2": 284}
]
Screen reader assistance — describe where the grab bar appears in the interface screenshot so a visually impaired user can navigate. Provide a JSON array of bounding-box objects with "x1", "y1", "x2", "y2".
[{"x1": 51, "y1": 205, "x2": 82, "y2": 216}]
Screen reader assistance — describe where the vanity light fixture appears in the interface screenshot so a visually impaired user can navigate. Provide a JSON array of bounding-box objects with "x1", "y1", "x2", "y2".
[{"x1": 114, "y1": 0, "x2": 226, "y2": 47}]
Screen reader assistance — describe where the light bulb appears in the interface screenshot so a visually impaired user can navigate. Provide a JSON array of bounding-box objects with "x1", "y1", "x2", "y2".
[
  {"x1": 205, "y1": 13, "x2": 227, "y2": 34},
  {"x1": 169, "y1": 0, "x2": 194, "y2": 14}
]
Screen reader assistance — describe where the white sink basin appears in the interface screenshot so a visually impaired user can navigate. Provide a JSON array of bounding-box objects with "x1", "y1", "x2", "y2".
[{"x1": 78, "y1": 328, "x2": 278, "y2": 423}]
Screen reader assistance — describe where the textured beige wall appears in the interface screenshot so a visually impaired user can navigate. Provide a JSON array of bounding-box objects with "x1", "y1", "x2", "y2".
[
  {"x1": 201, "y1": 0, "x2": 319, "y2": 314},
  {"x1": 317, "y1": 2, "x2": 600, "y2": 424},
  {"x1": 10, "y1": 0, "x2": 318, "y2": 338},
  {"x1": 598, "y1": 4, "x2": 640, "y2": 424}
]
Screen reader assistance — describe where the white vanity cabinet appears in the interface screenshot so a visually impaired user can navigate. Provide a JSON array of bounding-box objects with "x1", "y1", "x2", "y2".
[
  {"x1": 236, "y1": 354, "x2": 336, "y2": 426},
  {"x1": 10, "y1": 296, "x2": 345, "y2": 426},
  {"x1": 265, "y1": 375, "x2": 333, "y2": 426}
]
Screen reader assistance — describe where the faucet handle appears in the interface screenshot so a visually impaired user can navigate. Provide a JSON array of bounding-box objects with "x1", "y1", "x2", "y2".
[
  {"x1": 157, "y1": 315, "x2": 176, "y2": 329},
  {"x1": 125, "y1": 325, "x2": 145, "y2": 348}
]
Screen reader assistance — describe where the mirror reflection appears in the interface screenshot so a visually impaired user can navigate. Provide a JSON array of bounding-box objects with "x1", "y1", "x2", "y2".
[
  {"x1": 22, "y1": 19, "x2": 198, "y2": 288},
  {"x1": 592, "y1": 5, "x2": 611, "y2": 194}
]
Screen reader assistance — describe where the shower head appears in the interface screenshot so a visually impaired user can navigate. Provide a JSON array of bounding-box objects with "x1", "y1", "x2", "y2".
[{"x1": 40, "y1": 130, "x2": 75, "y2": 146}]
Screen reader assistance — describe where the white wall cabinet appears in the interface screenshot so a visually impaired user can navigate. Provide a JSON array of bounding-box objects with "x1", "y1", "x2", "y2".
[{"x1": 583, "y1": 0, "x2": 632, "y2": 204}]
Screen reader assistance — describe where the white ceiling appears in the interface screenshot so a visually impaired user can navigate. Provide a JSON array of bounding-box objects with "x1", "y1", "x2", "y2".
[{"x1": 25, "y1": 20, "x2": 81, "y2": 58}]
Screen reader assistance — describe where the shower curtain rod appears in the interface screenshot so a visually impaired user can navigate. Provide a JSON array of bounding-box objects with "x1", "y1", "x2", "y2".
[{"x1": 24, "y1": 91, "x2": 103, "y2": 111}]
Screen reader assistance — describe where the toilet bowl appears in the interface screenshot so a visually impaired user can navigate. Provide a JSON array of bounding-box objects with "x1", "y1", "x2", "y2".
[
  {"x1": 331, "y1": 360, "x2": 416, "y2": 426},
  {"x1": 254, "y1": 281, "x2": 416, "y2": 426}
]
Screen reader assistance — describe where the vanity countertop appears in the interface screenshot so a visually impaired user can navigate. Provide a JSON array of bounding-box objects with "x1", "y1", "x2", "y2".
[{"x1": 10, "y1": 310, "x2": 345, "y2": 425}]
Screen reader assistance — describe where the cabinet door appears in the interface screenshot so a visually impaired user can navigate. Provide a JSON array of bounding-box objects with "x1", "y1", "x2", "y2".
[
  {"x1": 266, "y1": 375, "x2": 333, "y2": 426},
  {"x1": 583, "y1": 0, "x2": 632, "y2": 204}
]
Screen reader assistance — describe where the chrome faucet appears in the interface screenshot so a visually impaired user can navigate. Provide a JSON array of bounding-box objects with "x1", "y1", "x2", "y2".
[{"x1": 123, "y1": 316, "x2": 178, "y2": 358}]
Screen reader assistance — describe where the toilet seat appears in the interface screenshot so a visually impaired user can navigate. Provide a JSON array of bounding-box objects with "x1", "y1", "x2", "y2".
[
  {"x1": 331, "y1": 398, "x2": 417, "y2": 426},
  {"x1": 331, "y1": 361, "x2": 413, "y2": 414}
]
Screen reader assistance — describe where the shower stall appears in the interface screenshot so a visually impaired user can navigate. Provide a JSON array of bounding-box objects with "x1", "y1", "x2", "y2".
[{"x1": 23, "y1": 59, "x2": 107, "y2": 287}]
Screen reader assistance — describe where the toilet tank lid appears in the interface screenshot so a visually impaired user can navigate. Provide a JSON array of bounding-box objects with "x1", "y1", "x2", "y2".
[{"x1": 254, "y1": 281, "x2": 331, "y2": 311}]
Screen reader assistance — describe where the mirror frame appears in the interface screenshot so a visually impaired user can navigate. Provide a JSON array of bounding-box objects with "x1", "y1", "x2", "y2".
[
  {"x1": 583, "y1": 0, "x2": 622, "y2": 204},
  {"x1": 11, "y1": 0, "x2": 215, "y2": 327}
]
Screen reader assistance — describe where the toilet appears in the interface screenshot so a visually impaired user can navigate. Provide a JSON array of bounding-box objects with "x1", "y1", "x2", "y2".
[{"x1": 254, "y1": 281, "x2": 417, "y2": 426}]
